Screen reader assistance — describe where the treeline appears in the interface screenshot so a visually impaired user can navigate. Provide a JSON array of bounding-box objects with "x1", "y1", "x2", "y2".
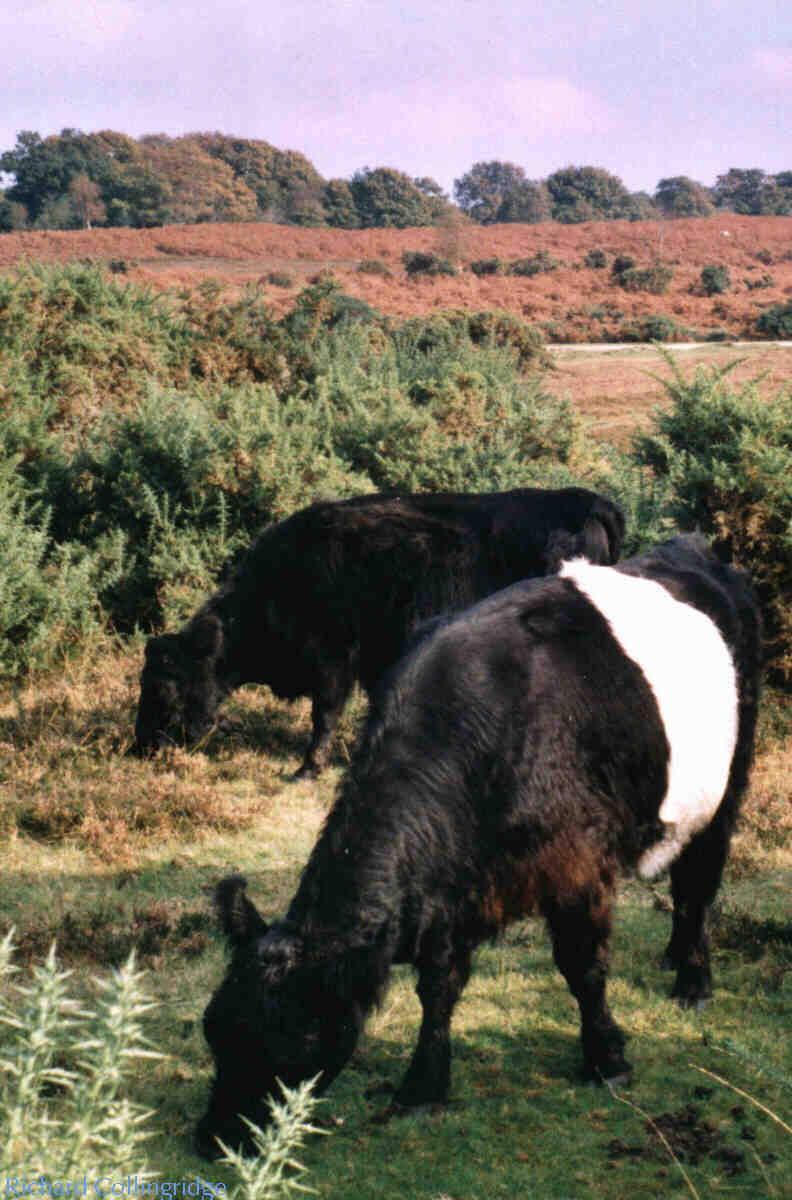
[
  {"x1": 1, "y1": 129, "x2": 790, "y2": 232},
  {"x1": 0, "y1": 130, "x2": 452, "y2": 232}
]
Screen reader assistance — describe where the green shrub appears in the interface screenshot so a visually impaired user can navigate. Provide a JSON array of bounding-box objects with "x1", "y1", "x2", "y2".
[
  {"x1": 610, "y1": 255, "x2": 636, "y2": 277},
  {"x1": 215, "y1": 1078, "x2": 327, "y2": 1200},
  {"x1": 0, "y1": 266, "x2": 564, "y2": 667},
  {"x1": 701, "y1": 264, "x2": 731, "y2": 295},
  {"x1": 584, "y1": 249, "x2": 608, "y2": 269},
  {"x1": 401, "y1": 250, "x2": 457, "y2": 277},
  {"x1": 0, "y1": 934, "x2": 324, "y2": 1199},
  {"x1": 756, "y1": 300, "x2": 792, "y2": 338},
  {"x1": 469, "y1": 258, "x2": 503, "y2": 276},
  {"x1": 744, "y1": 273, "x2": 775, "y2": 291},
  {"x1": 619, "y1": 314, "x2": 683, "y2": 343},
  {"x1": 631, "y1": 352, "x2": 792, "y2": 681},
  {"x1": 265, "y1": 270, "x2": 294, "y2": 288},
  {"x1": 0, "y1": 459, "x2": 124, "y2": 677},
  {"x1": 617, "y1": 263, "x2": 674, "y2": 294},
  {"x1": 702, "y1": 328, "x2": 730, "y2": 342},
  {"x1": 0, "y1": 935, "x2": 158, "y2": 1180},
  {"x1": 393, "y1": 308, "x2": 548, "y2": 372},
  {"x1": 507, "y1": 250, "x2": 559, "y2": 276},
  {"x1": 465, "y1": 309, "x2": 550, "y2": 371}
]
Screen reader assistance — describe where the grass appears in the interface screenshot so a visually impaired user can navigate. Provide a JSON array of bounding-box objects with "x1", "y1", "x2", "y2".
[{"x1": 0, "y1": 644, "x2": 790, "y2": 1198}]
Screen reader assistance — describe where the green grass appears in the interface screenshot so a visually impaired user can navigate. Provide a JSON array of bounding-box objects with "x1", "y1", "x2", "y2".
[
  {"x1": 8, "y1": 843, "x2": 788, "y2": 1200},
  {"x1": 0, "y1": 648, "x2": 790, "y2": 1198},
  {"x1": 1, "y1": 269, "x2": 791, "y2": 1193}
]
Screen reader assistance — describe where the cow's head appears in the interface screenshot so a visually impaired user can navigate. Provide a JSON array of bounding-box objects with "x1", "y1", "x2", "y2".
[
  {"x1": 195, "y1": 877, "x2": 361, "y2": 1159},
  {"x1": 132, "y1": 611, "x2": 225, "y2": 754}
]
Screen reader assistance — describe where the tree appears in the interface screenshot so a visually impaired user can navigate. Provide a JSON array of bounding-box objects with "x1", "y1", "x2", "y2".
[
  {"x1": 348, "y1": 167, "x2": 443, "y2": 227},
  {"x1": 0, "y1": 129, "x2": 120, "y2": 222},
  {"x1": 106, "y1": 162, "x2": 173, "y2": 227},
  {"x1": 137, "y1": 135, "x2": 258, "y2": 224},
  {"x1": 0, "y1": 194, "x2": 26, "y2": 231},
  {"x1": 68, "y1": 173, "x2": 106, "y2": 228},
  {"x1": 323, "y1": 179, "x2": 360, "y2": 228},
  {"x1": 413, "y1": 176, "x2": 453, "y2": 223},
  {"x1": 193, "y1": 133, "x2": 326, "y2": 223},
  {"x1": 453, "y1": 161, "x2": 547, "y2": 224},
  {"x1": 710, "y1": 168, "x2": 788, "y2": 214},
  {"x1": 654, "y1": 176, "x2": 713, "y2": 218},
  {"x1": 545, "y1": 165, "x2": 640, "y2": 222},
  {"x1": 624, "y1": 191, "x2": 659, "y2": 221}
]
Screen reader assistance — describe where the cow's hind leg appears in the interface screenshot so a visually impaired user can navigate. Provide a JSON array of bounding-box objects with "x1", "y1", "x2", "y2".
[
  {"x1": 663, "y1": 812, "x2": 733, "y2": 1008},
  {"x1": 543, "y1": 883, "x2": 630, "y2": 1084},
  {"x1": 394, "y1": 945, "x2": 473, "y2": 1109}
]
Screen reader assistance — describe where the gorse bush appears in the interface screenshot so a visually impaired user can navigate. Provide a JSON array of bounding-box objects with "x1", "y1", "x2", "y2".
[
  {"x1": 216, "y1": 1079, "x2": 327, "y2": 1200},
  {"x1": 701, "y1": 264, "x2": 731, "y2": 295},
  {"x1": 401, "y1": 250, "x2": 457, "y2": 277},
  {"x1": 616, "y1": 262, "x2": 675, "y2": 294},
  {"x1": 356, "y1": 258, "x2": 391, "y2": 277},
  {"x1": 4, "y1": 262, "x2": 790, "y2": 684},
  {"x1": 0, "y1": 933, "x2": 159, "y2": 1180},
  {"x1": 507, "y1": 250, "x2": 559, "y2": 276},
  {"x1": 0, "y1": 263, "x2": 564, "y2": 662},
  {"x1": 756, "y1": 300, "x2": 792, "y2": 338},
  {"x1": 631, "y1": 351, "x2": 792, "y2": 681},
  {"x1": 469, "y1": 258, "x2": 503, "y2": 276},
  {"x1": 584, "y1": 248, "x2": 608, "y2": 269},
  {"x1": 0, "y1": 457, "x2": 124, "y2": 675},
  {"x1": 0, "y1": 934, "x2": 324, "y2": 1200},
  {"x1": 619, "y1": 314, "x2": 684, "y2": 343}
]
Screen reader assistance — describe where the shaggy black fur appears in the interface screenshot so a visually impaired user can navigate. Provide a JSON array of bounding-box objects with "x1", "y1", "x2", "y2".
[
  {"x1": 133, "y1": 486, "x2": 624, "y2": 776},
  {"x1": 195, "y1": 535, "x2": 761, "y2": 1158}
]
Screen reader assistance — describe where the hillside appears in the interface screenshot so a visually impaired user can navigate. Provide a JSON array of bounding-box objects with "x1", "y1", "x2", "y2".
[{"x1": 2, "y1": 214, "x2": 791, "y2": 341}]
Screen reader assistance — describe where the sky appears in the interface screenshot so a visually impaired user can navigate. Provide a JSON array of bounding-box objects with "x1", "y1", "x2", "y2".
[{"x1": 1, "y1": 0, "x2": 790, "y2": 199}]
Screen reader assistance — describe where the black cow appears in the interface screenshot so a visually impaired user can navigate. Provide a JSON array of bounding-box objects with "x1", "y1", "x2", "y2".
[
  {"x1": 195, "y1": 534, "x2": 761, "y2": 1157},
  {"x1": 133, "y1": 486, "x2": 624, "y2": 776}
]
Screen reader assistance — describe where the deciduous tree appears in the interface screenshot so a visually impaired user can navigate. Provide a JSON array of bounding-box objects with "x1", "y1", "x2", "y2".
[{"x1": 654, "y1": 176, "x2": 713, "y2": 218}]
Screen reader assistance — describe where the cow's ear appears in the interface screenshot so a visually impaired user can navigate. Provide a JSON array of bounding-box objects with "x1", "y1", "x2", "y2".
[
  {"x1": 189, "y1": 610, "x2": 224, "y2": 659},
  {"x1": 214, "y1": 875, "x2": 269, "y2": 947},
  {"x1": 543, "y1": 530, "x2": 576, "y2": 574}
]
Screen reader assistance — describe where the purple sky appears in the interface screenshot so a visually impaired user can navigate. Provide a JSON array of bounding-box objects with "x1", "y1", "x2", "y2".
[{"x1": 2, "y1": 0, "x2": 789, "y2": 199}]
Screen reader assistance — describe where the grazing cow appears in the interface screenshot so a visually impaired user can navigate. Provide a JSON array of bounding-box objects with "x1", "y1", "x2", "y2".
[
  {"x1": 195, "y1": 534, "x2": 761, "y2": 1158},
  {"x1": 133, "y1": 486, "x2": 624, "y2": 776}
]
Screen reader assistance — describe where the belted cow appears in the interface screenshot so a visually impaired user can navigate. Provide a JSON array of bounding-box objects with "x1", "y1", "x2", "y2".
[{"x1": 195, "y1": 534, "x2": 761, "y2": 1157}]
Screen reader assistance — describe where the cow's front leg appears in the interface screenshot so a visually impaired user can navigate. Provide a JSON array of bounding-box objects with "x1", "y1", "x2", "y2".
[{"x1": 394, "y1": 950, "x2": 472, "y2": 1108}]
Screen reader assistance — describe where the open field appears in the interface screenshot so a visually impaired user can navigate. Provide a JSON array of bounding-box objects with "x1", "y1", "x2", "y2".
[
  {"x1": 2, "y1": 213, "x2": 792, "y2": 340},
  {"x1": 0, "y1": 233, "x2": 790, "y2": 1196},
  {"x1": 549, "y1": 340, "x2": 792, "y2": 442}
]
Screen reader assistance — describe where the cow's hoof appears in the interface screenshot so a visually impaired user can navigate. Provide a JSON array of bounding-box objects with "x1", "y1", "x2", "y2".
[
  {"x1": 675, "y1": 993, "x2": 711, "y2": 1012},
  {"x1": 290, "y1": 763, "x2": 320, "y2": 782},
  {"x1": 598, "y1": 1067, "x2": 633, "y2": 1089}
]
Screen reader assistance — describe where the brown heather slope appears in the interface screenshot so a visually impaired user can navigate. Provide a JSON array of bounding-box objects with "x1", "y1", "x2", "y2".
[{"x1": 1, "y1": 214, "x2": 792, "y2": 340}]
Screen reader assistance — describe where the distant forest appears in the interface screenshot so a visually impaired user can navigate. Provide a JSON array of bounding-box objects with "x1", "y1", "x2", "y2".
[{"x1": 1, "y1": 129, "x2": 791, "y2": 232}]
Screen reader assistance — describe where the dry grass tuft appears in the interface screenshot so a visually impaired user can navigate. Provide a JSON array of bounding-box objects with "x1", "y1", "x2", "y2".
[{"x1": 0, "y1": 645, "x2": 319, "y2": 863}]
